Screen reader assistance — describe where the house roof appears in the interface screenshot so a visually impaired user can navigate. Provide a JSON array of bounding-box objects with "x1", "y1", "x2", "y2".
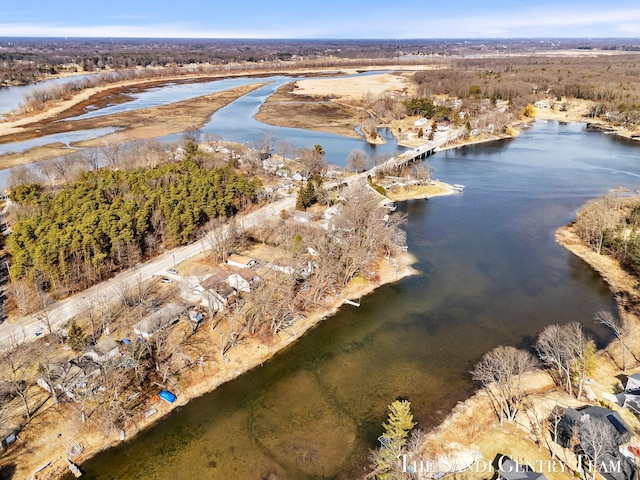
[
  {"x1": 133, "y1": 302, "x2": 184, "y2": 335},
  {"x1": 201, "y1": 269, "x2": 231, "y2": 290},
  {"x1": 90, "y1": 338, "x2": 119, "y2": 356},
  {"x1": 498, "y1": 458, "x2": 547, "y2": 480},
  {"x1": 200, "y1": 268, "x2": 230, "y2": 290},
  {"x1": 226, "y1": 254, "x2": 256, "y2": 267},
  {"x1": 234, "y1": 267, "x2": 260, "y2": 282},
  {"x1": 561, "y1": 406, "x2": 632, "y2": 443}
]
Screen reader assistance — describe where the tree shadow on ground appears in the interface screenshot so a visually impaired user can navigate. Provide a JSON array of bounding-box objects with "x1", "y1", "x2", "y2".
[{"x1": 0, "y1": 462, "x2": 17, "y2": 480}]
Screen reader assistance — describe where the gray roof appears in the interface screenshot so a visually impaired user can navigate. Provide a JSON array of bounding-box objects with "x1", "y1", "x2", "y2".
[
  {"x1": 133, "y1": 302, "x2": 184, "y2": 336},
  {"x1": 498, "y1": 458, "x2": 546, "y2": 480}
]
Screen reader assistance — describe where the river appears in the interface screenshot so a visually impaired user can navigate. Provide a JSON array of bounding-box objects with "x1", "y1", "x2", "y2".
[
  {"x1": 64, "y1": 120, "x2": 636, "y2": 479},
  {"x1": 0, "y1": 72, "x2": 405, "y2": 188}
]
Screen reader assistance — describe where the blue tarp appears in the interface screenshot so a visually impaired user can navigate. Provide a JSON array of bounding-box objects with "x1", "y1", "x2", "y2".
[{"x1": 158, "y1": 389, "x2": 176, "y2": 403}]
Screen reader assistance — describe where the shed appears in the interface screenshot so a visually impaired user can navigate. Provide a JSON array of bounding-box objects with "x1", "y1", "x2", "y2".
[
  {"x1": 133, "y1": 303, "x2": 184, "y2": 339},
  {"x1": 0, "y1": 424, "x2": 20, "y2": 451},
  {"x1": 226, "y1": 254, "x2": 257, "y2": 269}
]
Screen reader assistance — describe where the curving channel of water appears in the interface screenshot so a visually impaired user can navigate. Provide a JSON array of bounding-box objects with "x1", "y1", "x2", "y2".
[{"x1": 66, "y1": 121, "x2": 638, "y2": 479}]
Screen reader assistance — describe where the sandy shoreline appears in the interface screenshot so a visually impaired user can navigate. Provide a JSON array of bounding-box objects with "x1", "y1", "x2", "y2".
[
  {"x1": 4, "y1": 67, "x2": 640, "y2": 478},
  {"x1": 16, "y1": 251, "x2": 421, "y2": 480}
]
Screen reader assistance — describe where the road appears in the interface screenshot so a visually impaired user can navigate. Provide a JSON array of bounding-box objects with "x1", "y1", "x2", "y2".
[
  {"x1": 0, "y1": 194, "x2": 297, "y2": 350},
  {"x1": 0, "y1": 130, "x2": 459, "y2": 350}
]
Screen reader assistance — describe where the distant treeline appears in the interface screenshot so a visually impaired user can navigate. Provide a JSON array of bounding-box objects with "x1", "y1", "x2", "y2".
[
  {"x1": 410, "y1": 54, "x2": 640, "y2": 126},
  {"x1": 7, "y1": 159, "x2": 262, "y2": 295},
  {"x1": 2, "y1": 37, "x2": 640, "y2": 87}
]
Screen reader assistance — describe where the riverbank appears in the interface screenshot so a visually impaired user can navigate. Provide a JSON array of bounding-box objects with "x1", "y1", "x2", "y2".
[
  {"x1": 407, "y1": 215, "x2": 640, "y2": 480},
  {"x1": 11, "y1": 250, "x2": 419, "y2": 480}
]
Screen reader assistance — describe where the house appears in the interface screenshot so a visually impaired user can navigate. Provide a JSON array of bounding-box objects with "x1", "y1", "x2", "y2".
[
  {"x1": 625, "y1": 373, "x2": 640, "y2": 393},
  {"x1": 292, "y1": 210, "x2": 313, "y2": 223},
  {"x1": 497, "y1": 456, "x2": 547, "y2": 480},
  {"x1": 36, "y1": 358, "x2": 101, "y2": 401},
  {"x1": 85, "y1": 338, "x2": 120, "y2": 363},
  {"x1": 228, "y1": 268, "x2": 260, "y2": 292},
  {"x1": 322, "y1": 205, "x2": 343, "y2": 220},
  {"x1": 436, "y1": 120, "x2": 451, "y2": 132},
  {"x1": 555, "y1": 406, "x2": 635, "y2": 480},
  {"x1": 534, "y1": 100, "x2": 551, "y2": 109},
  {"x1": 197, "y1": 274, "x2": 237, "y2": 312},
  {"x1": 614, "y1": 373, "x2": 640, "y2": 414},
  {"x1": 557, "y1": 406, "x2": 632, "y2": 448},
  {"x1": 133, "y1": 302, "x2": 184, "y2": 339},
  {"x1": 226, "y1": 254, "x2": 257, "y2": 269}
]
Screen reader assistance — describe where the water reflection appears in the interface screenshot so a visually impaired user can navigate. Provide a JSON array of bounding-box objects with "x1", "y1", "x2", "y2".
[
  {"x1": 71, "y1": 122, "x2": 627, "y2": 479},
  {"x1": 0, "y1": 127, "x2": 119, "y2": 156}
]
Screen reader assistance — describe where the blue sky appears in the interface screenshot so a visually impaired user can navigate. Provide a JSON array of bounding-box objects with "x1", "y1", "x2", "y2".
[{"x1": 2, "y1": 1, "x2": 640, "y2": 38}]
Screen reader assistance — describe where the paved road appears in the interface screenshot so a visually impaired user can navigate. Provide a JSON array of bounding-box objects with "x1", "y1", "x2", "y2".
[
  {"x1": 0, "y1": 194, "x2": 297, "y2": 350},
  {"x1": 0, "y1": 131, "x2": 459, "y2": 350}
]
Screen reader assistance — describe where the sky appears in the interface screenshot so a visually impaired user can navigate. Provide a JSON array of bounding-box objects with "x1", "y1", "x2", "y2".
[{"x1": 2, "y1": 1, "x2": 640, "y2": 39}]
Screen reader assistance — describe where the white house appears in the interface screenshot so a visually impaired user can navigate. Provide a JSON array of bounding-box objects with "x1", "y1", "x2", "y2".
[
  {"x1": 534, "y1": 100, "x2": 551, "y2": 109},
  {"x1": 133, "y1": 303, "x2": 183, "y2": 339},
  {"x1": 292, "y1": 210, "x2": 313, "y2": 223},
  {"x1": 85, "y1": 338, "x2": 120, "y2": 363},
  {"x1": 197, "y1": 274, "x2": 238, "y2": 312},
  {"x1": 227, "y1": 268, "x2": 260, "y2": 293},
  {"x1": 226, "y1": 254, "x2": 257, "y2": 269}
]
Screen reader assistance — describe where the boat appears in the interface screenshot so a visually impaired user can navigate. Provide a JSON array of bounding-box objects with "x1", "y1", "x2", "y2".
[{"x1": 158, "y1": 389, "x2": 177, "y2": 403}]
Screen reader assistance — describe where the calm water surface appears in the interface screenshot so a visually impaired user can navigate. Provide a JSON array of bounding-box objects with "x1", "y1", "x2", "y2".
[{"x1": 70, "y1": 121, "x2": 636, "y2": 479}]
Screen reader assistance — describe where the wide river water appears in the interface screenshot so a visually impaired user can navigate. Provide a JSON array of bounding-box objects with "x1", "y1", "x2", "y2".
[{"x1": 61, "y1": 120, "x2": 640, "y2": 479}]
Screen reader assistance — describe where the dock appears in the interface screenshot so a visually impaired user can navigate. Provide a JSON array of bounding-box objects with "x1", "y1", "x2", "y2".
[{"x1": 342, "y1": 298, "x2": 361, "y2": 307}]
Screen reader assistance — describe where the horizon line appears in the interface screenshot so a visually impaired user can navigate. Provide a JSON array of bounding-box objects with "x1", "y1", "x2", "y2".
[{"x1": 1, "y1": 36, "x2": 640, "y2": 41}]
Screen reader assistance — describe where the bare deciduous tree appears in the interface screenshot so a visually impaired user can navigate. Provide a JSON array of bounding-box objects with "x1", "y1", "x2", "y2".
[
  {"x1": 471, "y1": 345, "x2": 538, "y2": 424},
  {"x1": 596, "y1": 310, "x2": 640, "y2": 371},
  {"x1": 347, "y1": 149, "x2": 369, "y2": 173},
  {"x1": 574, "y1": 194, "x2": 624, "y2": 255},
  {"x1": 536, "y1": 322, "x2": 595, "y2": 399},
  {"x1": 574, "y1": 418, "x2": 619, "y2": 480},
  {"x1": 1, "y1": 344, "x2": 33, "y2": 420}
]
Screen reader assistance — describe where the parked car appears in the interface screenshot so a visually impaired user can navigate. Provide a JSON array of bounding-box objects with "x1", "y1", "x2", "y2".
[
  {"x1": 167, "y1": 268, "x2": 178, "y2": 274},
  {"x1": 161, "y1": 277, "x2": 172, "y2": 283}
]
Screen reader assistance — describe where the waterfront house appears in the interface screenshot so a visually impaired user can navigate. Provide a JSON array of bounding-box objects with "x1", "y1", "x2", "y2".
[
  {"x1": 197, "y1": 274, "x2": 237, "y2": 311},
  {"x1": 85, "y1": 338, "x2": 120, "y2": 363},
  {"x1": 625, "y1": 373, "x2": 640, "y2": 393},
  {"x1": 557, "y1": 405, "x2": 632, "y2": 448},
  {"x1": 228, "y1": 267, "x2": 260, "y2": 292},
  {"x1": 497, "y1": 456, "x2": 547, "y2": 480},
  {"x1": 292, "y1": 210, "x2": 313, "y2": 223},
  {"x1": 555, "y1": 406, "x2": 635, "y2": 480},
  {"x1": 133, "y1": 302, "x2": 184, "y2": 339},
  {"x1": 614, "y1": 373, "x2": 640, "y2": 414}
]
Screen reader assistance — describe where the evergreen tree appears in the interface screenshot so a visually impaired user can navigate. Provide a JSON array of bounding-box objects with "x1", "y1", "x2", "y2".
[
  {"x1": 374, "y1": 400, "x2": 415, "y2": 479},
  {"x1": 67, "y1": 320, "x2": 85, "y2": 352},
  {"x1": 295, "y1": 181, "x2": 316, "y2": 210}
]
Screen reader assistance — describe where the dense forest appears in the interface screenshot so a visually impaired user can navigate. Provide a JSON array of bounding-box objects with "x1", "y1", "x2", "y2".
[{"x1": 6, "y1": 156, "x2": 262, "y2": 296}]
